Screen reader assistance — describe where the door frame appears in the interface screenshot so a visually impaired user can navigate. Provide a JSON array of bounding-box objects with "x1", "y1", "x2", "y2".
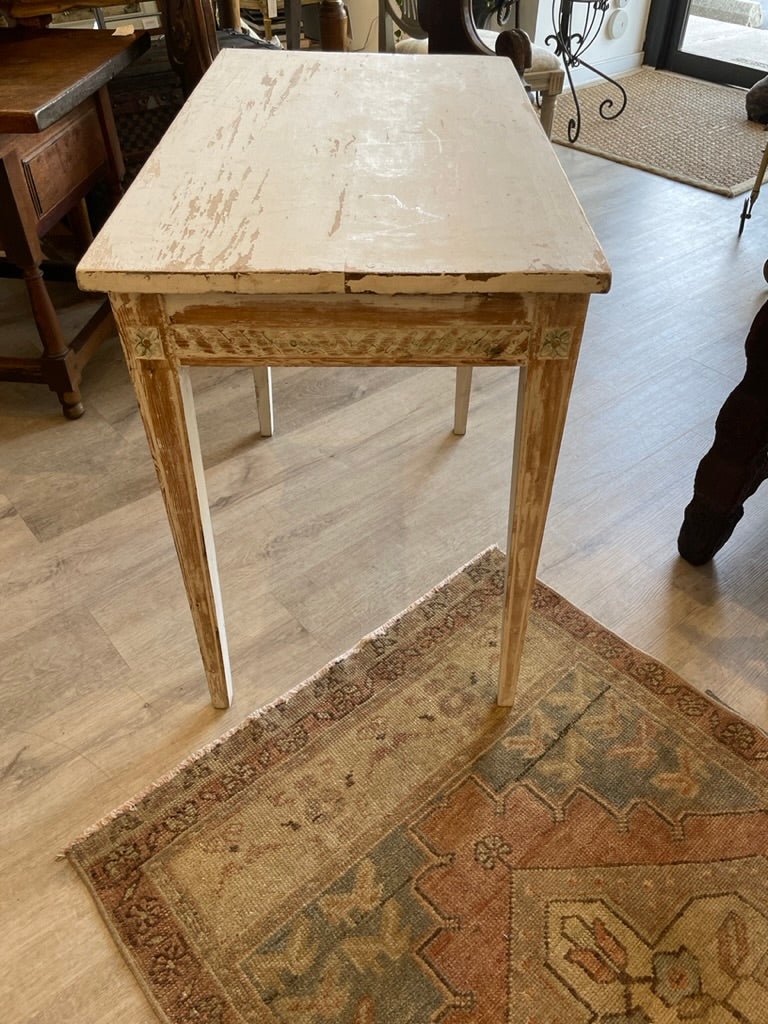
[{"x1": 645, "y1": 0, "x2": 766, "y2": 88}]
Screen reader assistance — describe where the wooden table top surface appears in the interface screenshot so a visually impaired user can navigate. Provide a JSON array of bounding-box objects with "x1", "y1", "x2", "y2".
[
  {"x1": 0, "y1": 28, "x2": 151, "y2": 134},
  {"x1": 78, "y1": 49, "x2": 611, "y2": 297}
]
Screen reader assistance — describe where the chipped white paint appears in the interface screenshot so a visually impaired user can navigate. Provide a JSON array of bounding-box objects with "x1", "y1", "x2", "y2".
[
  {"x1": 87, "y1": 52, "x2": 610, "y2": 710},
  {"x1": 77, "y1": 50, "x2": 610, "y2": 297},
  {"x1": 163, "y1": 290, "x2": 538, "y2": 321}
]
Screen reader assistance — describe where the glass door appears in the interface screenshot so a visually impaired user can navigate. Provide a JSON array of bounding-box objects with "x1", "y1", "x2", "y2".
[{"x1": 646, "y1": 0, "x2": 768, "y2": 88}]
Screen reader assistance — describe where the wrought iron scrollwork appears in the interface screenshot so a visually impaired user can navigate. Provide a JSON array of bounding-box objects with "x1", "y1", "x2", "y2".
[
  {"x1": 473, "y1": 0, "x2": 519, "y2": 30},
  {"x1": 545, "y1": 0, "x2": 627, "y2": 143}
]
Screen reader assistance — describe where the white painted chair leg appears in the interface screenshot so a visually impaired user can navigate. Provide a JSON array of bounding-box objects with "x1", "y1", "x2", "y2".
[
  {"x1": 453, "y1": 366, "x2": 473, "y2": 436},
  {"x1": 526, "y1": 68, "x2": 564, "y2": 139},
  {"x1": 538, "y1": 91, "x2": 557, "y2": 139},
  {"x1": 252, "y1": 366, "x2": 274, "y2": 437}
]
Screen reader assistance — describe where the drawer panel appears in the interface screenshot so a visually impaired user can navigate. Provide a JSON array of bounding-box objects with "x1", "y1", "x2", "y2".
[{"x1": 20, "y1": 102, "x2": 106, "y2": 220}]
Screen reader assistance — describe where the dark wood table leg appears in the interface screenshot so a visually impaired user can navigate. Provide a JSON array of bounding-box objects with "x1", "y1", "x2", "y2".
[
  {"x1": 678, "y1": 298, "x2": 768, "y2": 564},
  {"x1": 93, "y1": 86, "x2": 125, "y2": 205},
  {"x1": 0, "y1": 150, "x2": 85, "y2": 418},
  {"x1": 67, "y1": 199, "x2": 95, "y2": 251},
  {"x1": 285, "y1": 0, "x2": 302, "y2": 49},
  {"x1": 218, "y1": 0, "x2": 241, "y2": 29}
]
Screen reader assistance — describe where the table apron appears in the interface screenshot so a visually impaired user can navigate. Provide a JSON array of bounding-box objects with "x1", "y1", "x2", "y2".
[{"x1": 112, "y1": 291, "x2": 588, "y2": 368}]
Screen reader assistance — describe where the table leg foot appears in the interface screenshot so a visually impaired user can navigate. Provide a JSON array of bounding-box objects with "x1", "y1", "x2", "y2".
[{"x1": 62, "y1": 397, "x2": 85, "y2": 419}]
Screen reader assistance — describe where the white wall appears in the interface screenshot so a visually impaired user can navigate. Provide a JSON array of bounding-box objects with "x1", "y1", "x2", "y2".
[
  {"x1": 346, "y1": 0, "x2": 380, "y2": 50},
  {"x1": 532, "y1": 0, "x2": 652, "y2": 81},
  {"x1": 345, "y1": 0, "x2": 652, "y2": 64}
]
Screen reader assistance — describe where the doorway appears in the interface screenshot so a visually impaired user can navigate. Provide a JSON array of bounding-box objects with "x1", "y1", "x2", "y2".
[{"x1": 645, "y1": 0, "x2": 768, "y2": 88}]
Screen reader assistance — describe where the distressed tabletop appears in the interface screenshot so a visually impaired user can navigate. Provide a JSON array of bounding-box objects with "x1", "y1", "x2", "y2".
[
  {"x1": 78, "y1": 49, "x2": 611, "y2": 712},
  {"x1": 77, "y1": 49, "x2": 610, "y2": 297}
]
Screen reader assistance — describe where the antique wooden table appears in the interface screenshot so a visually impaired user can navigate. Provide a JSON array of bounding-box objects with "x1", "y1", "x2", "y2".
[
  {"x1": 0, "y1": 27, "x2": 149, "y2": 416},
  {"x1": 78, "y1": 49, "x2": 610, "y2": 709}
]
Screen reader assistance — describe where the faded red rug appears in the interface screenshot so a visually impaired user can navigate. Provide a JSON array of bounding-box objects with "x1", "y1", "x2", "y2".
[{"x1": 67, "y1": 548, "x2": 768, "y2": 1024}]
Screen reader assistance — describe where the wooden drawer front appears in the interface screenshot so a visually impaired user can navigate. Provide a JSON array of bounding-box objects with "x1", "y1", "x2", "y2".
[{"x1": 21, "y1": 102, "x2": 106, "y2": 220}]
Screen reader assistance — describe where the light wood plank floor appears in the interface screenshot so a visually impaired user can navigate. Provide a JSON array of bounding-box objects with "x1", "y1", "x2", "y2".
[{"x1": 2, "y1": 148, "x2": 767, "y2": 1022}]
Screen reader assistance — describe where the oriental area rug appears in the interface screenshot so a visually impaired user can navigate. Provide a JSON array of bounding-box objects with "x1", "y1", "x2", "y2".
[
  {"x1": 553, "y1": 68, "x2": 767, "y2": 197},
  {"x1": 67, "y1": 548, "x2": 768, "y2": 1024}
]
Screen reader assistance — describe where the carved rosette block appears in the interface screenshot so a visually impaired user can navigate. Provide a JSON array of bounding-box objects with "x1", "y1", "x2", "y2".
[
  {"x1": 128, "y1": 327, "x2": 164, "y2": 359},
  {"x1": 537, "y1": 327, "x2": 574, "y2": 359}
]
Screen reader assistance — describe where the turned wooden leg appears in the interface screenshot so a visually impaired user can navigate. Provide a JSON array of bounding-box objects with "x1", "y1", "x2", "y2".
[
  {"x1": 68, "y1": 198, "x2": 94, "y2": 251},
  {"x1": 453, "y1": 366, "x2": 473, "y2": 436},
  {"x1": 678, "y1": 298, "x2": 768, "y2": 564},
  {"x1": 93, "y1": 87, "x2": 125, "y2": 206},
  {"x1": 1, "y1": 150, "x2": 84, "y2": 417},
  {"x1": 252, "y1": 366, "x2": 274, "y2": 437},
  {"x1": 24, "y1": 266, "x2": 84, "y2": 419}
]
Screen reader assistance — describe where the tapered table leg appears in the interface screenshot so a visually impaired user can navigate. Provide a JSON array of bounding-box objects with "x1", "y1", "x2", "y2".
[
  {"x1": 115, "y1": 298, "x2": 233, "y2": 708},
  {"x1": 253, "y1": 366, "x2": 274, "y2": 437},
  {"x1": 497, "y1": 299, "x2": 587, "y2": 706},
  {"x1": 453, "y1": 366, "x2": 473, "y2": 436}
]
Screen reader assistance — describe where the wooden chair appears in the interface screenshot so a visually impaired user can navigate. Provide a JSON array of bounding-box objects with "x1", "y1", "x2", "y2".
[
  {"x1": 162, "y1": 0, "x2": 289, "y2": 97},
  {"x1": 379, "y1": 0, "x2": 564, "y2": 137}
]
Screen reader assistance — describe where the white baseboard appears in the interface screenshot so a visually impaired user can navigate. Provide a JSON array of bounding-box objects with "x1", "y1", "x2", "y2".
[{"x1": 566, "y1": 51, "x2": 645, "y2": 88}]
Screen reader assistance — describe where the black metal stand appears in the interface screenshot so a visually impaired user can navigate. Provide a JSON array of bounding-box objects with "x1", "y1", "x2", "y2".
[
  {"x1": 738, "y1": 138, "x2": 768, "y2": 237},
  {"x1": 474, "y1": 0, "x2": 520, "y2": 31},
  {"x1": 546, "y1": 0, "x2": 627, "y2": 143}
]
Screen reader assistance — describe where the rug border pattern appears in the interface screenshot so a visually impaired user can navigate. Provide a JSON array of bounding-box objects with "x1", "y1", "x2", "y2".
[{"x1": 66, "y1": 547, "x2": 768, "y2": 1023}]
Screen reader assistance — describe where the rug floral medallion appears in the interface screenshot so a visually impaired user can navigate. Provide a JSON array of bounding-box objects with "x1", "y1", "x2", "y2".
[{"x1": 68, "y1": 548, "x2": 768, "y2": 1024}]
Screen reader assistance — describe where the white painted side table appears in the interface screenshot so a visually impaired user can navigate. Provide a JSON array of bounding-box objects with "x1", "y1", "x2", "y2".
[{"x1": 78, "y1": 49, "x2": 610, "y2": 709}]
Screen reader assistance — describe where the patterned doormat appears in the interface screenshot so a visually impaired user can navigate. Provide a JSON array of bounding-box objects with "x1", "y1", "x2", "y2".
[
  {"x1": 67, "y1": 548, "x2": 768, "y2": 1023},
  {"x1": 553, "y1": 68, "x2": 767, "y2": 196}
]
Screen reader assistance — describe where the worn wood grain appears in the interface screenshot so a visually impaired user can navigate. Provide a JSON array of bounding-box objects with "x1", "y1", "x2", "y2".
[
  {"x1": 499, "y1": 293, "x2": 589, "y2": 704},
  {"x1": 112, "y1": 294, "x2": 234, "y2": 708}
]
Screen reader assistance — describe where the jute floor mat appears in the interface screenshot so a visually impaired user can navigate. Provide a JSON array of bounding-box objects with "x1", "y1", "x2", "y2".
[{"x1": 553, "y1": 67, "x2": 767, "y2": 196}]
